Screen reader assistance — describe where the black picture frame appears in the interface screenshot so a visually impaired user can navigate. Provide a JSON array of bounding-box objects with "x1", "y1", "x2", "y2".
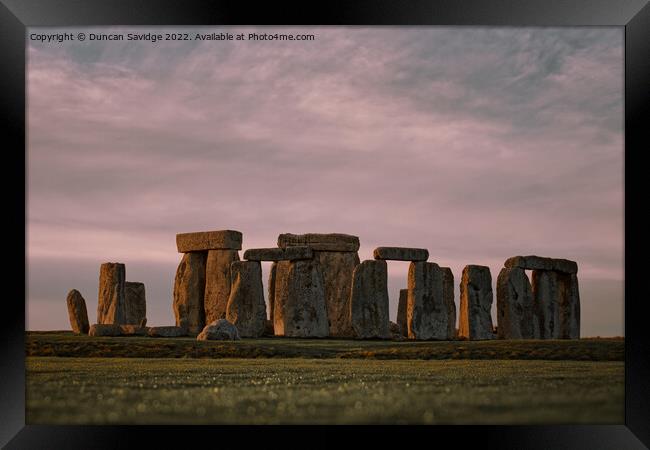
[{"x1": 2, "y1": 0, "x2": 648, "y2": 448}]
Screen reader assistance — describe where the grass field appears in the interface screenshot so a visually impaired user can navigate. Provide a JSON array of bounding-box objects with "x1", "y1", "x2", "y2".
[
  {"x1": 26, "y1": 357, "x2": 623, "y2": 424},
  {"x1": 25, "y1": 333, "x2": 625, "y2": 425}
]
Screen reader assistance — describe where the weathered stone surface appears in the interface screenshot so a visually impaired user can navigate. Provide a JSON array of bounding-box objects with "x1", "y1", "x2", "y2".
[
  {"x1": 278, "y1": 233, "x2": 360, "y2": 252},
  {"x1": 397, "y1": 289, "x2": 408, "y2": 337},
  {"x1": 197, "y1": 319, "x2": 241, "y2": 341},
  {"x1": 496, "y1": 267, "x2": 534, "y2": 339},
  {"x1": 225, "y1": 261, "x2": 267, "y2": 338},
  {"x1": 66, "y1": 289, "x2": 89, "y2": 334},
  {"x1": 389, "y1": 321, "x2": 403, "y2": 339},
  {"x1": 268, "y1": 262, "x2": 277, "y2": 322},
  {"x1": 173, "y1": 252, "x2": 207, "y2": 335},
  {"x1": 373, "y1": 247, "x2": 429, "y2": 261},
  {"x1": 119, "y1": 325, "x2": 148, "y2": 336},
  {"x1": 204, "y1": 249, "x2": 240, "y2": 324},
  {"x1": 350, "y1": 260, "x2": 390, "y2": 339},
  {"x1": 441, "y1": 267, "x2": 456, "y2": 339},
  {"x1": 176, "y1": 230, "x2": 242, "y2": 253},
  {"x1": 273, "y1": 259, "x2": 329, "y2": 337},
  {"x1": 558, "y1": 273, "x2": 580, "y2": 339},
  {"x1": 140, "y1": 318, "x2": 147, "y2": 327},
  {"x1": 97, "y1": 262, "x2": 126, "y2": 325},
  {"x1": 147, "y1": 326, "x2": 188, "y2": 337},
  {"x1": 88, "y1": 323, "x2": 123, "y2": 337},
  {"x1": 243, "y1": 246, "x2": 313, "y2": 261},
  {"x1": 407, "y1": 262, "x2": 453, "y2": 340},
  {"x1": 459, "y1": 265, "x2": 495, "y2": 340},
  {"x1": 314, "y1": 251, "x2": 360, "y2": 337},
  {"x1": 125, "y1": 282, "x2": 146, "y2": 325},
  {"x1": 504, "y1": 256, "x2": 578, "y2": 274},
  {"x1": 531, "y1": 270, "x2": 561, "y2": 339}
]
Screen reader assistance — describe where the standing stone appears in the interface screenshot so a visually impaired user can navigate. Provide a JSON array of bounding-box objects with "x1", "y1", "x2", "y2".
[
  {"x1": 313, "y1": 251, "x2": 360, "y2": 337},
  {"x1": 496, "y1": 267, "x2": 534, "y2": 339},
  {"x1": 268, "y1": 262, "x2": 277, "y2": 323},
  {"x1": 407, "y1": 262, "x2": 451, "y2": 340},
  {"x1": 459, "y1": 265, "x2": 495, "y2": 340},
  {"x1": 66, "y1": 289, "x2": 89, "y2": 334},
  {"x1": 397, "y1": 289, "x2": 408, "y2": 337},
  {"x1": 531, "y1": 270, "x2": 561, "y2": 339},
  {"x1": 204, "y1": 249, "x2": 240, "y2": 324},
  {"x1": 225, "y1": 261, "x2": 267, "y2": 338},
  {"x1": 273, "y1": 259, "x2": 329, "y2": 337},
  {"x1": 97, "y1": 262, "x2": 126, "y2": 325},
  {"x1": 558, "y1": 273, "x2": 580, "y2": 339},
  {"x1": 125, "y1": 282, "x2": 146, "y2": 325},
  {"x1": 350, "y1": 260, "x2": 390, "y2": 339},
  {"x1": 173, "y1": 252, "x2": 207, "y2": 335},
  {"x1": 441, "y1": 267, "x2": 456, "y2": 339}
]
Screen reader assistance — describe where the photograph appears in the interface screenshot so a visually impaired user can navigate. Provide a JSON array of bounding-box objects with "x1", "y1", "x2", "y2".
[{"x1": 23, "y1": 25, "x2": 626, "y2": 426}]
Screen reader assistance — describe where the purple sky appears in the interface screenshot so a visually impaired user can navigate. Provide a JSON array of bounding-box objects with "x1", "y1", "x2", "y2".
[{"x1": 27, "y1": 27, "x2": 624, "y2": 336}]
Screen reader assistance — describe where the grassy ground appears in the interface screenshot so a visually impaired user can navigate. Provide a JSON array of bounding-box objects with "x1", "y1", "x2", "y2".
[
  {"x1": 26, "y1": 357, "x2": 624, "y2": 425},
  {"x1": 26, "y1": 332, "x2": 624, "y2": 361}
]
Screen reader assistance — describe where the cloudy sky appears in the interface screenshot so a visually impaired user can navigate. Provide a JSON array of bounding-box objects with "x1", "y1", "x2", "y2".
[{"x1": 27, "y1": 27, "x2": 624, "y2": 336}]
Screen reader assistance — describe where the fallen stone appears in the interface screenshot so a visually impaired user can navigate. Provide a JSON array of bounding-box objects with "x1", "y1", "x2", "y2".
[
  {"x1": 373, "y1": 247, "x2": 429, "y2": 261},
  {"x1": 147, "y1": 326, "x2": 188, "y2": 337},
  {"x1": 268, "y1": 262, "x2": 277, "y2": 323},
  {"x1": 225, "y1": 261, "x2": 267, "y2": 338},
  {"x1": 504, "y1": 255, "x2": 578, "y2": 274},
  {"x1": 531, "y1": 270, "x2": 561, "y2": 339},
  {"x1": 397, "y1": 289, "x2": 408, "y2": 337},
  {"x1": 88, "y1": 323, "x2": 123, "y2": 337},
  {"x1": 97, "y1": 262, "x2": 126, "y2": 325},
  {"x1": 273, "y1": 259, "x2": 329, "y2": 337},
  {"x1": 350, "y1": 260, "x2": 390, "y2": 339},
  {"x1": 313, "y1": 250, "x2": 360, "y2": 337},
  {"x1": 459, "y1": 265, "x2": 495, "y2": 340},
  {"x1": 558, "y1": 273, "x2": 580, "y2": 339},
  {"x1": 66, "y1": 289, "x2": 89, "y2": 334},
  {"x1": 204, "y1": 249, "x2": 240, "y2": 324},
  {"x1": 176, "y1": 230, "x2": 242, "y2": 253},
  {"x1": 277, "y1": 233, "x2": 360, "y2": 252},
  {"x1": 496, "y1": 267, "x2": 534, "y2": 339},
  {"x1": 243, "y1": 246, "x2": 313, "y2": 261},
  {"x1": 197, "y1": 319, "x2": 240, "y2": 341},
  {"x1": 125, "y1": 282, "x2": 146, "y2": 325},
  {"x1": 407, "y1": 262, "x2": 453, "y2": 340},
  {"x1": 173, "y1": 252, "x2": 207, "y2": 335},
  {"x1": 119, "y1": 325, "x2": 148, "y2": 336}
]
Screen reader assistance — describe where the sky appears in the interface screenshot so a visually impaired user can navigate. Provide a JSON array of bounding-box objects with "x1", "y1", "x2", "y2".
[{"x1": 27, "y1": 27, "x2": 624, "y2": 336}]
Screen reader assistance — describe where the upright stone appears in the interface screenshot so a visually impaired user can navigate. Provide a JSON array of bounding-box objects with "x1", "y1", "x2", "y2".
[
  {"x1": 268, "y1": 262, "x2": 277, "y2": 323},
  {"x1": 441, "y1": 267, "x2": 456, "y2": 339},
  {"x1": 97, "y1": 262, "x2": 126, "y2": 325},
  {"x1": 125, "y1": 282, "x2": 146, "y2": 325},
  {"x1": 349, "y1": 260, "x2": 390, "y2": 339},
  {"x1": 314, "y1": 251, "x2": 360, "y2": 337},
  {"x1": 226, "y1": 261, "x2": 267, "y2": 337},
  {"x1": 173, "y1": 252, "x2": 207, "y2": 334},
  {"x1": 496, "y1": 267, "x2": 534, "y2": 339},
  {"x1": 459, "y1": 265, "x2": 495, "y2": 340},
  {"x1": 531, "y1": 270, "x2": 561, "y2": 339},
  {"x1": 273, "y1": 259, "x2": 329, "y2": 337},
  {"x1": 204, "y1": 249, "x2": 240, "y2": 323},
  {"x1": 406, "y1": 262, "x2": 451, "y2": 340},
  {"x1": 66, "y1": 289, "x2": 89, "y2": 334},
  {"x1": 558, "y1": 273, "x2": 580, "y2": 339},
  {"x1": 397, "y1": 289, "x2": 408, "y2": 337}
]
